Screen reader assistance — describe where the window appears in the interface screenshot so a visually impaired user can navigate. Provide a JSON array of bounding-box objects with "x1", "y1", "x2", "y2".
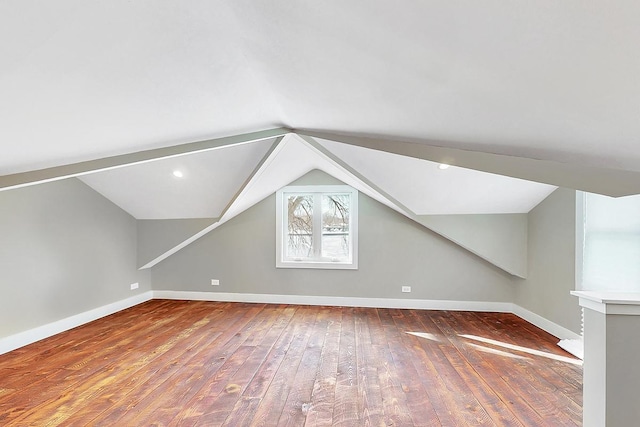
[{"x1": 276, "y1": 185, "x2": 358, "y2": 269}]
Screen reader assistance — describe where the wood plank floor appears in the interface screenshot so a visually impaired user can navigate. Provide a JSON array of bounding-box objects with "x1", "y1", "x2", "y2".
[{"x1": 0, "y1": 300, "x2": 582, "y2": 426}]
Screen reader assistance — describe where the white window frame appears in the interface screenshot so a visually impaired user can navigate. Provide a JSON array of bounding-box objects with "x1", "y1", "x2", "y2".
[{"x1": 276, "y1": 185, "x2": 358, "y2": 270}]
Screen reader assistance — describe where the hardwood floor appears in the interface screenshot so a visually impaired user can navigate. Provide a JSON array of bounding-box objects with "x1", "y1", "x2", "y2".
[{"x1": 0, "y1": 300, "x2": 582, "y2": 426}]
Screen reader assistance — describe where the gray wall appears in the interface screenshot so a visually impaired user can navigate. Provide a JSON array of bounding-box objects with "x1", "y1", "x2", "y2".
[
  {"x1": 138, "y1": 217, "x2": 216, "y2": 268},
  {"x1": 514, "y1": 188, "x2": 582, "y2": 333},
  {"x1": 583, "y1": 310, "x2": 640, "y2": 426},
  {"x1": 417, "y1": 213, "x2": 528, "y2": 278},
  {"x1": 0, "y1": 178, "x2": 150, "y2": 338},
  {"x1": 0, "y1": 169, "x2": 581, "y2": 342},
  {"x1": 151, "y1": 172, "x2": 515, "y2": 302}
]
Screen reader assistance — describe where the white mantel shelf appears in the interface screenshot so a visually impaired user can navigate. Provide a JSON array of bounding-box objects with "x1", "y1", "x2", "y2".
[{"x1": 571, "y1": 290, "x2": 640, "y2": 315}]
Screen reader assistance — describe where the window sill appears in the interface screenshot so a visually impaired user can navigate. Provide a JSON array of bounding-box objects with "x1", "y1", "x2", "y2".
[{"x1": 276, "y1": 260, "x2": 358, "y2": 270}]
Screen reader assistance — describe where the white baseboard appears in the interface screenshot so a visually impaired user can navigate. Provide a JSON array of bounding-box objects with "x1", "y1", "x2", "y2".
[
  {"x1": 0, "y1": 291, "x2": 153, "y2": 356},
  {"x1": 155, "y1": 291, "x2": 582, "y2": 344},
  {"x1": 1, "y1": 290, "x2": 581, "y2": 356},
  {"x1": 152, "y1": 290, "x2": 514, "y2": 312},
  {"x1": 511, "y1": 304, "x2": 582, "y2": 341}
]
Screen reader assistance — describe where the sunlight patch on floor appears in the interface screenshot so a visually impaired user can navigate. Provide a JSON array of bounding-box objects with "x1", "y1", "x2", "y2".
[
  {"x1": 406, "y1": 331, "x2": 441, "y2": 342},
  {"x1": 460, "y1": 334, "x2": 583, "y2": 366},
  {"x1": 466, "y1": 342, "x2": 530, "y2": 360}
]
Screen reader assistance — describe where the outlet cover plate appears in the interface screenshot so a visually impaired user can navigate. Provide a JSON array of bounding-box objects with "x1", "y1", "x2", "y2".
[
  {"x1": 401, "y1": 286, "x2": 411, "y2": 293},
  {"x1": 211, "y1": 279, "x2": 220, "y2": 286},
  {"x1": 130, "y1": 282, "x2": 139, "y2": 290}
]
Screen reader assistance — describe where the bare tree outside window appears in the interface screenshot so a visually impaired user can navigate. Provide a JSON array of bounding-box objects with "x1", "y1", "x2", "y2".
[
  {"x1": 321, "y1": 194, "x2": 350, "y2": 260},
  {"x1": 286, "y1": 195, "x2": 313, "y2": 258},
  {"x1": 277, "y1": 185, "x2": 358, "y2": 269},
  {"x1": 286, "y1": 193, "x2": 351, "y2": 261}
]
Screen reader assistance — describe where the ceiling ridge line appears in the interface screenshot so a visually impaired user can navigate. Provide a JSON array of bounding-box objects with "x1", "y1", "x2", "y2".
[
  {"x1": 138, "y1": 136, "x2": 287, "y2": 270},
  {"x1": 218, "y1": 136, "x2": 286, "y2": 223},
  {"x1": 296, "y1": 134, "x2": 415, "y2": 219},
  {"x1": 139, "y1": 132, "x2": 530, "y2": 276},
  {"x1": 139, "y1": 133, "x2": 409, "y2": 270},
  {"x1": 0, "y1": 127, "x2": 292, "y2": 193},
  {"x1": 299, "y1": 133, "x2": 527, "y2": 277},
  {"x1": 293, "y1": 129, "x2": 640, "y2": 197},
  {"x1": 138, "y1": 134, "x2": 379, "y2": 270}
]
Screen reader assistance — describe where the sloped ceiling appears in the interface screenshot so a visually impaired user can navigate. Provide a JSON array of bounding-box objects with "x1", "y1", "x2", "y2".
[
  {"x1": 74, "y1": 134, "x2": 555, "y2": 220},
  {"x1": 1, "y1": 0, "x2": 640, "y2": 187},
  {"x1": 135, "y1": 133, "x2": 419, "y2": 269},
  {"x1": 316, "y1": 138, "x2": 556, "y2": 215},
  {"x1": 79, "y1": 138, "x2": 276, "y2": 219},
  {"x1": 124, "y1": 134, "x2": 543, "y2": 277},
  {"x1": 217, "y1": 134, "x2": 408, "y2": 223}
]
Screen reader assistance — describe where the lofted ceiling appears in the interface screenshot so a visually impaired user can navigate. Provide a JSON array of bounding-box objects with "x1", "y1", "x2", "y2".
[
  {"x1": 124, "y1": 133, "x2": 544, "y2": 275},
  {"x1": 315, "y1": 138, "x2": 556, "y2": 215},
  {"x1": 77, "y1": 134, "x2": 556, "y2": 220},
  {"x1": 79, "y1": 138, "x2": 276, "y2": 219},
  {"x1": 2, "y1": 1, "x2": 640, "y2": 203}
]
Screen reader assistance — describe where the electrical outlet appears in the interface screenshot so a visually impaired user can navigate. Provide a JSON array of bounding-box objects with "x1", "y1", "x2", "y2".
[
  {"x1": 211, "y1": 279, "x2": 220, "y2": 286},
  {"x1": 401, "y1": 285, "x2": 411, "y2": 293},
  {"x1": 130, "y1": 282, "x2": 139, "y2": 290}
]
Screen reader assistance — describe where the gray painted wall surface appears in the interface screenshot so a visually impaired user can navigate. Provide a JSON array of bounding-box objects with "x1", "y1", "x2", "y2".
[
  {"x1": 605, "y1": 314, "x2": 640, "y2": 425},
  {"x1": 137, "y1": 218, "x2": 216, "y2": 268},
  {"x1": 583, "y1": 310, "x2": 640, "y2": 426},
  {"x1": 417, "y1": 213, "x2": 528, "y2": 278},
  {"x1": 0, "y1": 168, "x2": 580, "y2": 344},
  {"x1": 151, "y1": 172, "x2": 515, "y2": 302},
  {"x1": 0, "y1": 178, "x2": 150, "y2": 338},
  {"x1": 514, "y1": 188, "x2": 581, "y2": 333}
]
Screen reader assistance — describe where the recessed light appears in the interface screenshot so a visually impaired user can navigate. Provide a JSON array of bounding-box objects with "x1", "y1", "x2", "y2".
[
  {"x1": 438, "y1": 164, "x2": 450, "y2": 170},
  {"x1": 172, "y1": 170, "x2": 184, "y2": 178}
]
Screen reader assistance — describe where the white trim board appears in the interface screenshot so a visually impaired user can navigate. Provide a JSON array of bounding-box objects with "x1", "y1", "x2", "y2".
[
  {"x1": 152, "y1": 290, "x2": 512, "y2": 312},
  {"x1": 0, "y1": 291, "x2": 153, "y2": 356},
  {"x1": 0, "y1": 128, "x2": 290, "y2": 192},
  {"x1": 154, "y1": 291, "x2": 582, "y2": 341},
  {"x1": 510, "y1": 304, "x2": 582, "y2": 341},
  {"x1": 0, "y1": 290, "x2": 582, "y2": 355}
]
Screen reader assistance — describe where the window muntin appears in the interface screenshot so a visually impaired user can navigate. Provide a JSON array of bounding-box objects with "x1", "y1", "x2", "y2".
[{"x1": 276, "y1": 185, "x2": 358, "y2": 269}]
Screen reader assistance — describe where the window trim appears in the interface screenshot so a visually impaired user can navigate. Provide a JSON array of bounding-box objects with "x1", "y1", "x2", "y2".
[{"x1": 276, "y1": 185, "x2": 358, "y2": 270}]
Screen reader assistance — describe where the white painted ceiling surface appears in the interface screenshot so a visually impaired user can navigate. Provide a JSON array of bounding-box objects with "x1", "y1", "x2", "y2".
[
  {"x1": 219, "y1": 134, "x2": 407, "y2": 223},
  {"x1": 2, "y1": 1, "x2": 640, "y2": 177},
  {"x1": 317, "y1": 139, "x2": 557, "y2": 215},
  {"x1": 79, "y1": 139, "x2": 275, "y2": 219},
  {"x1": 78, "y1": 133, "x2": 555, "y2": 219}
]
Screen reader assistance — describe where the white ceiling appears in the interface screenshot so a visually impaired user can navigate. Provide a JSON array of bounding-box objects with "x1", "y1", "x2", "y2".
[
  {"x1": 317, "y1": 138, "x2": 556, "y2": 215},
  {"x1": 79, "y1": 139, "x2": 275, "y2": 219},
  {"x1": 217, "y1": 134, "x2": 406, "y2": 223},
  {"x1": 77, "y1": 133, "x2": 555, "y2": 220},
  {"x1": 2, "y1": 1, "x2": 640, "y2": 178}
]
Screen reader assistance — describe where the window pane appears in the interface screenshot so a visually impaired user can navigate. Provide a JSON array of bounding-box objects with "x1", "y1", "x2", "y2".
[
  {"x1": 287, "y1": 194, "x2": 313, "y2": 258},
  {"x1": 321, "y1": 194, "x2": 350, "y2": 260}
]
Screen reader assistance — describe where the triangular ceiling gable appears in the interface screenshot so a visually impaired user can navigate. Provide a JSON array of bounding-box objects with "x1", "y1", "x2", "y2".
[
  {"x1": 139, "y1": 134, "x2": 408, "y2": 269},
  {"x1": 140, "y1": 133, "x2": 532, "y2": 278}
]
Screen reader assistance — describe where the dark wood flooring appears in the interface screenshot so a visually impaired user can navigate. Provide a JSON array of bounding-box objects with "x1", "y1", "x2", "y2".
[{"x1": 0, "y1": 300, "x2": 582, "y2": 426}]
